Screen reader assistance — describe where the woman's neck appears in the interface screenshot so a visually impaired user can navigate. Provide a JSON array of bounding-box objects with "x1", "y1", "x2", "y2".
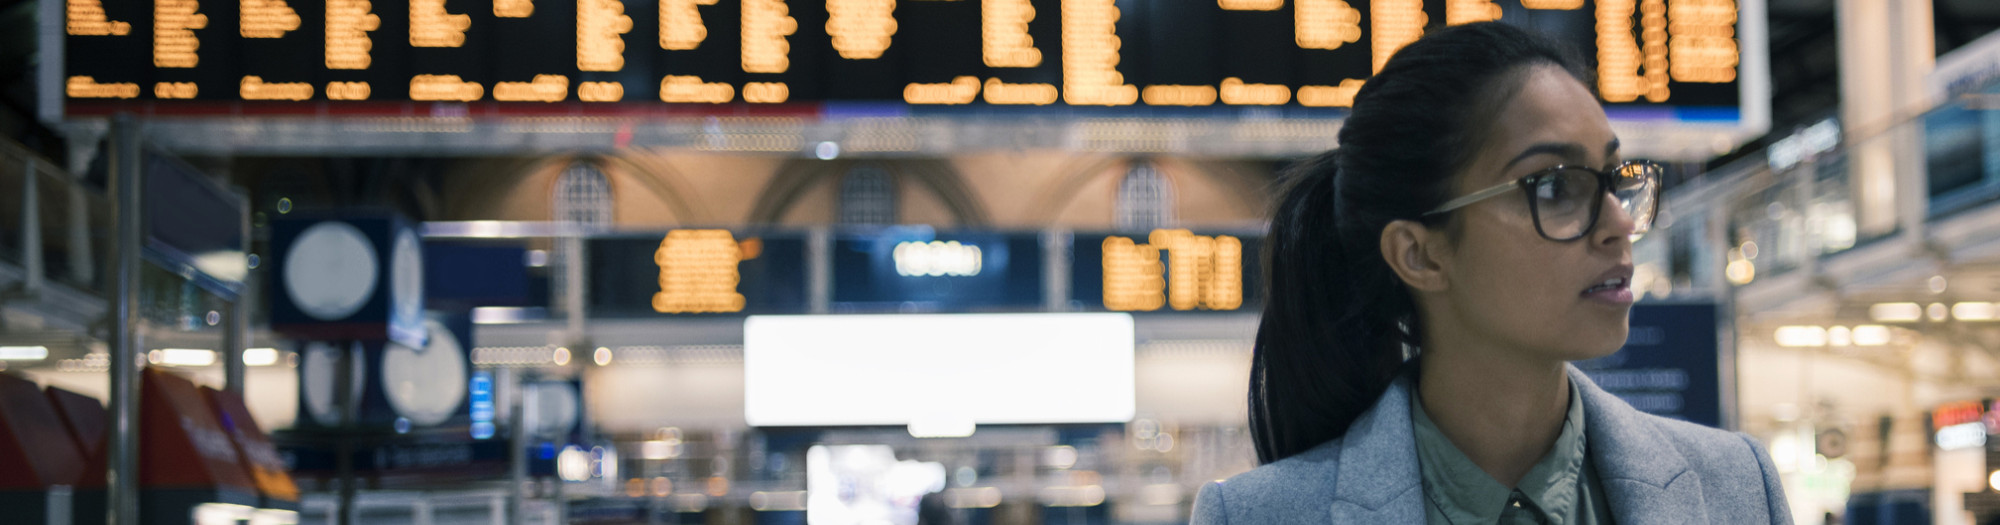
[{"x1": 1415, "y1": 342, "x2": 1572, "y2": 488}]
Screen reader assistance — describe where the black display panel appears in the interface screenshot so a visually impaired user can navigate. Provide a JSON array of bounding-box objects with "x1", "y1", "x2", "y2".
[
  {"x1": 830, "y1": 228, "x2": 1041, "y2": 312},
  {"x1": 587, "y1": 232, "x2": 808, "y2": 317},
  {"x1": 61, "y1": 0, "x2": 1742, "y2": 112}
]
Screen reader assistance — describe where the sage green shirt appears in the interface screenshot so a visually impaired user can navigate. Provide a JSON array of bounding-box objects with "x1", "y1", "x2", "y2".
[{"x1": 1411, "y1": 381, "x2": 1615, "y2": 525}]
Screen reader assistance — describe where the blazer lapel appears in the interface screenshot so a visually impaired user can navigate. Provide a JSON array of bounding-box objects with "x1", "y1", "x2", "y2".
[
  {"x1": 1328, "y1": 375, "x2": 1425, "y2": 524},
  {"x1": 1570, "y1": 366, "x2": 1712, "y2": 524}
]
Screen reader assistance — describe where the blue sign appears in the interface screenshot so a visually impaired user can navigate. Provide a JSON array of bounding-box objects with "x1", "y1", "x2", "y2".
[
  {"x1": 1575, "y1": 303, "x2": 1724, "y2": 428},
  {"x1": 831, "y1": 228, "x2": 1041, "y2": 312}
]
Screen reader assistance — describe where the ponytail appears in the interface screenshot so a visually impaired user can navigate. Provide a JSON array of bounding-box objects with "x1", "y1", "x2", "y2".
[{"x1": 1248, "y1": 22, "x2": 1593, "y2": 464}]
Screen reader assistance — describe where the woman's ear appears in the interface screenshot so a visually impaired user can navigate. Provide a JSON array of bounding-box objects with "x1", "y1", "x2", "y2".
[{"x1": 1380, "y1": 219, "x2": 1451, "y2": 293}]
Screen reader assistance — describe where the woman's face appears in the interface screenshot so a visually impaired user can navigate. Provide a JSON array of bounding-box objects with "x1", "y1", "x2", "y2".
[{"x1": 1434, "y1": 65, "x2": 1637, "y2": 361}]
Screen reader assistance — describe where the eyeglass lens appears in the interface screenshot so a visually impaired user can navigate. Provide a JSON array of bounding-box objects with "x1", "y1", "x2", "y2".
[{"x1": 1529, "y1": 163, "x2": 1659, "y2": 241}]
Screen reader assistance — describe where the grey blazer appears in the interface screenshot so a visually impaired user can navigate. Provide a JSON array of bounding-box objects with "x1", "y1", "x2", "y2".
[{"x1": 1191, "y1": 366, "x2": 1792, "y2": 524}]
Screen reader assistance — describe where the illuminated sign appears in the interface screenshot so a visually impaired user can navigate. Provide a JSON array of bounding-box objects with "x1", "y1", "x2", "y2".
[
  {"x1": 982, "y1": 0, "x2": 1040, "y2": 67},
  {"x1": 827, "y1": 0, "x2": 897, "y2": 59},
  {"x1": 63, "y1": 0, "x2": 1744, "y2": 111},
  {"x1": 578, "y1": 0, "x2": 633, "y2": 71},
  {"x1": 1102, "y1": 229, "x2": 1242, "y2": 312},
  {"x1": 652, "y1": 230, "x2": 749, "y2": 314},
  {"x1": 325, "y1": 0, "x2": 380, "y2": 69},
  {"x1": 240, "y1": 0, "x2": 300, "y2": 38},
  {"x1": 893, "y1": 241, "x2": 983, "y2": 277},
  {"x1": 742, "y1": 0, "x2": 797, "y2": 74},
  {"x1": 1935, "y1": 400, "x2": 1988, "y2": 430},
  {"x1": 1936, "y1": 422, "x2": 1987, "y2": 451},
  {"x1": 153, "y1": 0, "x2": 206, "y2": 68},
  {"x1": 409, "y1": 0, "x2": 469, "y2": 47}
]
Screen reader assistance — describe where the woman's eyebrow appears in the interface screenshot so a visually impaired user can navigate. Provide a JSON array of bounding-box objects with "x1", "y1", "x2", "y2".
[{"x1": 1503, "y1": 142, "x2": 1586, "y2": 171}]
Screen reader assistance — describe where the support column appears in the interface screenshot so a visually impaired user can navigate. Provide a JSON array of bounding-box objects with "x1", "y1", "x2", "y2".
[
  {"x1": 107, "y1": 115, "x2": 142, "y2": 525},
  {"x1": 1836, "y1": 0, "x2": 1934, "y2": 238}
]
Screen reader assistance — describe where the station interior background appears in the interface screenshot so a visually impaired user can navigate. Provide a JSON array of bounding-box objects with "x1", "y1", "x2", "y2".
[{"x1": 3, "y1": 0, "x2": 2000, "y2": 524}]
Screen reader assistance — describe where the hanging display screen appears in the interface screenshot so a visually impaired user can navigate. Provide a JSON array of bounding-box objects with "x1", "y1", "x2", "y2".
[{"x1": 61, "y1": 0, "x2": 1742, "y2": 114}]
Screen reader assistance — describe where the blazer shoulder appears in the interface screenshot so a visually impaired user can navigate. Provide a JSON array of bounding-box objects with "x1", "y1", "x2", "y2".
[
  {"x1": 1191, "y1": 439, "x2": 1346, "y2": 525},
  {"x1": 1637, "y1": 414, "x2": 1764, "y2": 466}
]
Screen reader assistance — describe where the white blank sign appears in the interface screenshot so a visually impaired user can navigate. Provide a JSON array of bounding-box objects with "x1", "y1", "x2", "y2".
[{"x1": 744, "y1": 313, "x2": 1136, "y2": 428}]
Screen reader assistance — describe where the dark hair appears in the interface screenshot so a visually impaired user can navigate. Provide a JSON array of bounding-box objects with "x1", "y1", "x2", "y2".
[{"x1": 1250, "y1": 22, "x2": 1592, "y2": 464}]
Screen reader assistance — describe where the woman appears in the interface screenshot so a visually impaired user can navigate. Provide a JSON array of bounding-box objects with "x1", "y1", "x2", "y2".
[{"x1": 1191, "y1": 23, "x2": 1792, "y2": 524}]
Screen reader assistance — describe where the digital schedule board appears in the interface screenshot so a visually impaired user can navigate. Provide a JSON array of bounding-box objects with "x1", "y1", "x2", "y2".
[{"x1": 58, "y1": 0, "x2": 1745, "y2": 115}]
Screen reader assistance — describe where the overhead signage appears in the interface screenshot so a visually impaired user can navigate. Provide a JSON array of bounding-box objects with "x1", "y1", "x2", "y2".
[
  {"x1": 587, "y1": 232, "x2": 808, "y2": 317},
  {"x1": 61, "y1": 0, "x2": 1743, "y2": 114},
  {"x1": 831, "y1": 229, "x2": 1040, "y2": 312},
  {"x1": 1071, "y1": 230, "x2": 1260, "y2": 313},
  {"x1": 1574, "y1": 303, "x2": 1723, "y2": 428},
  {"x1": 743, "y1": 313, "x2": 1136, "y2": 428}
]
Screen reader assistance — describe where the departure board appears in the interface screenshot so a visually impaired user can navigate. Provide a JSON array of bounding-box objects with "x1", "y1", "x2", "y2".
[{"x1": 61, "y1": 0, "x2": 1742, "y2": 112}]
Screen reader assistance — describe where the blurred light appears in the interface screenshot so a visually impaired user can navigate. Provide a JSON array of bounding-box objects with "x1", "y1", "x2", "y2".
[
  {"x1": 594, "y1": 347, "x2": 613, "y2": 366},
  {"x1": 1774, "y1": 326, "x2": 1827, "y2": 347},
  {"x1": 642, "y1": 440, "x2": 681, "y2": 460},
  {"x1": 626, "y1": 478, "x2": 646, "y2": 498},
  {"x1": 472, "y1": 306, "x2": 548, "y2": 324},
  {"x1": 1740, "y1": 241, "x2": 1759, "y2": 260},
  {"x1": 651, "y1": 477, "x2": 673, "y2": 497},
  {"x1": 1936, "y1": 422, "x2": 1987, "y2": 451},
  {"x1": 553, "y1": 347, "x2": 572, "y2": 366},
  {"x1": 946, "y1": 487, "x2": 1002, "y2": 508},
  {"x1": 248, "y1": 509, "x2": 299, "y2": 525},
  {"x1": 1851, "y1": 325, "x2": 1892, "y2": 347},
  {"x1": 909, "y1": 418, "x2": 975, "y2": 439},
  {"x1": 1042, "y1": 446, "x2": 1078, "y2": 469},
  {"x1": 194, "y1": 503, "x2": 255, "y2": 525},
  {"x1": 1826, "y1": 326, "x2": 1851, "y2": 347},
  {"x1": 1155, "y1": 433, "x2": 1176, "y2": 453},
  {"x1": 1139, "y1": 483, "x2": 1183, "y2": 506},
  {"x1": 749, "y1": 491, "x2": 808, "y2": 511},
  {"x1": 1039, "y1": 485, "x2": 1106, "y2": 507},
  {"x1": 243, "y1": 348, "x2": 280, "y2": 366},
  {"x1": 276, "y1": 198, "x2": 292, "y2": 214},
  {"x1": 1929, "y1": 303, "x2": 1950, "y2": 322},
  {"x1": 815, "y1": 141, "x2": 840, "y2": 160},
  {"x1": 246, "y1": 253, "x2": 260, "y2": 269},
  {"x1": 526, "y1": 249, "x2": 550, "y2": 267},
  {"x1": 204, "y1": 311, "x2": 222, "y2": 326},
  {"x1": 0, "y1": 346, "x2": 49, "y2": 361},
  {"x1": 394, "y1": 417, "x2": 411, "y2": 434},
  {"x1": 1953, "y1": 302, "x2": 1998, "y2": 322},
  {"x1": 557, "y1": 446, "x2": 591, "y2": 482},
  {"x1": 597, "y1": 447, "x2": 618, "y2": 479},
  {"x1": 1725, "y1": 259, "x2": 1755, "y2": 285},
  {"x1": 1870, "y1": 303, "x2": 1923, "y2": 323},
  {"x1": 705, "y1": 476, "x2": 730, "y2": 497},
  {"x1": 1989, "y1": 469, "x2": 2000, "y2": 493},
  {"x1": 1929, "y1": 275, "x2": 1948, "y2": 294},
  {"x1": 954, "y1": 466, "x2": 977, "y2": 487},
  {"x1": 158, "y1": 349, "x2": 217, "y2": 366}
]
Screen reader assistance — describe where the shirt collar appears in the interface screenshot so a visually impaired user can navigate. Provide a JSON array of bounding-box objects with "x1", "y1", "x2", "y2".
[{"x1": 1409, "y1": 378, "x2": 1589, "y2": 522}]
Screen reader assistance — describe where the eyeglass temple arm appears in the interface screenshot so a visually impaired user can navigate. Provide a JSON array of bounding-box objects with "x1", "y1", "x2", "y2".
[{"x1": 1423, "y1": 180, "x2": 1524, "y2": 216}]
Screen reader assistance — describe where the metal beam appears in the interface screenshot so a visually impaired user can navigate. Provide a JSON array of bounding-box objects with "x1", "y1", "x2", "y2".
[{"x1": 107, "y1": 114, "x2": 141, "y2": 525}]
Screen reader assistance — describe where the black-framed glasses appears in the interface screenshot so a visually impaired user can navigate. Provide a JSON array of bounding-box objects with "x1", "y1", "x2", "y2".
[{"x1": 1423, "y1": 160, "x2": 1662, "y2": 242}]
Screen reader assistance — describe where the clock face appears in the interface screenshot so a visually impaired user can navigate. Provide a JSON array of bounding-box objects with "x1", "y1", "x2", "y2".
[
  {"x1": 525, "y1": 382, "x2": 580, "y2": 439},
  {"x1": 283, "y1": 222, "x2": 380, "y2": 321},
  {"x1": 302, "y1": 341, "x2": 367, "y2": 427},
  {"x1": 390, "y1": 229, "x2": 425, "y2": 332},
  {"x1": 382, "y1": 319, "x2": 468, "y2": 427}
]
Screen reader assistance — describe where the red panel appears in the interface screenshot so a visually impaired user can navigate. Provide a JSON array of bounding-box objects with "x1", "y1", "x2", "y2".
[
  {"x1": 200, "y1": 386, "x2": 300, "y2": 502},
  {"x1": 0, "y1": 373, "x2": 85, "y2": 489},
  {"x1": 45, "y1": 386, "x2": 106, "y2": 458},
  {"x1": 139, "y1": 367, "x2": 257, "y2": 492}
]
